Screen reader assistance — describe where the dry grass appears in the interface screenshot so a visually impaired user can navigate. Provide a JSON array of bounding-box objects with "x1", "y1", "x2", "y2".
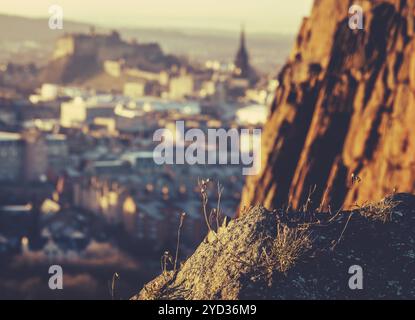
[
  {"x1": 161, "y1": 251, "x2": 172, "y2": 274},
  {"x1": 110, "y1": 272, "x2": 119, "y2": 300},
  {"x1": 198, "y1": 178, "x2": 213, "y2": 233},
  {"x1": 302, "y1": 185, "x2": 317, "y2": 213},
  {"x1": 263, "y1": 224, "x2": 312, "y2": 274},
  {"x1": 174, "y1": 213, "x2": 186, "y2": 273},
  {"x1": 359, "y1": 197, "x2": 400, "y2": 223}
]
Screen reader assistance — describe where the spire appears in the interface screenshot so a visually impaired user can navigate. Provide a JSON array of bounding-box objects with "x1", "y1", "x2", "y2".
[
  {"x1": 240, "y1": 24, "x2": 246, "y2": 50},
  {"x1": 234, "y1": 24, "x2": 250, "y2": 79}
]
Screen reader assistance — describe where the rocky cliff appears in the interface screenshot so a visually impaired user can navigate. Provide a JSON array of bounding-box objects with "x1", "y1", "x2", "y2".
[
  {"x1": 133, "y1": 193, "x2": 415, "y2": 299},
  {"x1": 241, "y1": 0, "x2": 415, "y2": 212}
]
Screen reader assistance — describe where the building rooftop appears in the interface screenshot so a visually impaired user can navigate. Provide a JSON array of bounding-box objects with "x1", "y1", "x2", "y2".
[
  {"x1": 0, "y1": 204, "x2": 33, "y2": 213},
  {"x1": 0, "y1": 131, "x2": 22, "y2": 142},
  {"x1": 93, "y1": 160, "x2": 126, "y2": 168},
  {"x1": 46, "y1": 134, "x2": 67, "y2": 141}
]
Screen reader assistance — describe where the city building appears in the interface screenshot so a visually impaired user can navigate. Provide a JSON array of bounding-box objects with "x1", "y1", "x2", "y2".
[
  {"x1": 45, "y1": 134, "x2": 69, "y2": 174},
  {"x1": 60, "y1": 97, "x2": 87, "y2": 128},
  {"x1": 123, "y1": 81, "x2": 146, "y2": 99},
  {"x1": 169, "y1": 72, "x2": 194, "y2": 100},
  {"x1": 0, "y1": 132, "x2": 25, "y2": 182},
  {"x1": 23, "y1": 130, "x2": 48, "y2": 182}
]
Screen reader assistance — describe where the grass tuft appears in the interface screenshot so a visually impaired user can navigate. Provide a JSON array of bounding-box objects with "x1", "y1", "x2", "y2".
[
  {"x1": 359, "y1": 197, "x2": 400, "y2": 223},
  {"x1": 262, "y1": 224, "x2": 312, "y2": 274}
]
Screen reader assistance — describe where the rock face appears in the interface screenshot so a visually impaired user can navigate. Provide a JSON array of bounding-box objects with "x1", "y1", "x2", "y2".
[
  {"x1": 134, "y1": 193, "x2": 415, "y2": 299},
  {"x1": 241, "y1": 0, "x2": 415, "y2": 212}
]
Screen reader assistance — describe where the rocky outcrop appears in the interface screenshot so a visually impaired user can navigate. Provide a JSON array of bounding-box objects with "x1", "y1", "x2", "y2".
[
  {"x1": 241, "y1": 0, "x2": 415, "y2": 211},
  {"x1": 40, "y1": 54, "x2": 101, "y2": 84},
  {"x1": 133, "y1": 193, "x2": 415, "y2": 299}
]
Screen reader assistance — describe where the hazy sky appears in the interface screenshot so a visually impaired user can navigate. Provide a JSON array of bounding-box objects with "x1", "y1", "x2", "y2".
[{"x1": 0, "y1": 0, "x2": 314, "y2": 34}]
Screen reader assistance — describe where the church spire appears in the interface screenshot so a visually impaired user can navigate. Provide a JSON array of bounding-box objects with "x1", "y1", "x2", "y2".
[
  {"x1": 240, "y1": 24, "x2": 246, "y2": 50},
  {"x1": 234, "y1": 24, "x2": 250, "y2": 79}
]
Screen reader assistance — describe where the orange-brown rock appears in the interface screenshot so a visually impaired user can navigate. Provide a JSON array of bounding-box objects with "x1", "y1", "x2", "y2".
[{"x1": 241, "y1": 0, "x2": 415, "y2": 212}]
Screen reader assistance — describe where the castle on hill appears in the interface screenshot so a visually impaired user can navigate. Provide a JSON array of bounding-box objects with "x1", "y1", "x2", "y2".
[
  {"x1": 43, "y1": 29, "x2": 182, "y2": 84},
  {"x1": 53, "y1": 30, "x2": 164, "y2": 66}
]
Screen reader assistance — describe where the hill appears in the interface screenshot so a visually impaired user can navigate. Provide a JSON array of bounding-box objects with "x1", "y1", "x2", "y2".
[{"x1": 0, "y1": 13, "x2": 294, "y2": 73}]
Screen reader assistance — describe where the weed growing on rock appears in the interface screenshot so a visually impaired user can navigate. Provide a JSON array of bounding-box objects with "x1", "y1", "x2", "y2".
[
  {"x1": 359, "y1": 197, "x2": 401, "y2": 223},
  {"x1": 161, "y1": 251, "x2": 172, "y2": 274},
  {"x1": 264, "y1": 224, "x2": 312, "y2": 274},
  {"x1": 198, "y1": 178, "x2": 213, "y2": 233},
  {"x1": 110, "y1": 272, "x2": 119, "y2": 300},
  {"x1": 302, "y1": 185, "x2": 317, "y2": 213},
  {"x1": 275, "y1": 224, "x2": 312, "y2": 272},
  {"x1": 215, "y1": 182, "x2": 224, "y2": 230},
  {"x1": 174, "y1": 213, "x2": 186, "y2": 273}
]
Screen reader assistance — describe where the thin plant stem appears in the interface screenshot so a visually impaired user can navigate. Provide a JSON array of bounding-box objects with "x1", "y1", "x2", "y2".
[{"x1": 174, "y1": 212, "x2": 186, "y2": 273}]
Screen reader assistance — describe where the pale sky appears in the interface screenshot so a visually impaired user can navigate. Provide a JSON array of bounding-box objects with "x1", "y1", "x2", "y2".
[{"x1": 0, "y1": 0, "x2": 314, "y2": 34}]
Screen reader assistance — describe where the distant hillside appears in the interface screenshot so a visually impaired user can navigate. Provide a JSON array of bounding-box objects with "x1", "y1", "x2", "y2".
[
  {"x1": 120, "y1": 28, "x2": 295, "y2": 73},
  {"x1": 0, "y1": 14, "x2": 295, "y2": 73},
  {"x1": 0, "y1": 14, "x2": 92, "y2": 42}
]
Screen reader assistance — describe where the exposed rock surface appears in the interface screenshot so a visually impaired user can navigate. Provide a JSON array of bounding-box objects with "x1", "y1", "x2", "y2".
[
  {"x1": 133, "y1": 193, "x2": 415, "y2": 300},
  {"x1": 241, "y1": 0, "x2": 415, "y2": 211}
]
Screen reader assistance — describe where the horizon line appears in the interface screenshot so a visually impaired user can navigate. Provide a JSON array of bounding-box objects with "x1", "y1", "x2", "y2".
[{"x1": 0, "y1": 11, "x2": 300, "y2": 37}]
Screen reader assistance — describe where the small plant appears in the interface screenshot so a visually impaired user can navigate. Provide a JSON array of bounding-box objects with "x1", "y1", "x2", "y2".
[
  {"x1": 198, "y1": 178, "x2": 213, "y2": 232},
  {"x1": 359, "y1": 197, "x2": 400, "y2": 223},
  {"x1": 110, "y1": 272, "x2": 119, "y2": 300},
  {"x1": 215, "y1": 182, "x2": 224, "y2": 230},
  {"x1": 208, "y1": 182, "x2": 224, "y2": 230},
  {"x1": 330, "y1": 212, "x2": 354, "y2": 251},
  {"x1": 161, "y1": 251, "x2": 172, "y2": 274},
  {"x1": 174, "y1": 212, "x2": 186, "y2": 273},
  {"x1": 264, "y1": 224, "x2": 312, "y2": 273},
  {"x1": 302, "y1": 185, "x2": 317, "y2": 213}
]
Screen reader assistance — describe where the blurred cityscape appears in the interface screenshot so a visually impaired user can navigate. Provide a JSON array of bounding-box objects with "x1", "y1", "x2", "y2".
[{"x1": 0, "y1": 15, "x2": 287, "y2": 299}]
